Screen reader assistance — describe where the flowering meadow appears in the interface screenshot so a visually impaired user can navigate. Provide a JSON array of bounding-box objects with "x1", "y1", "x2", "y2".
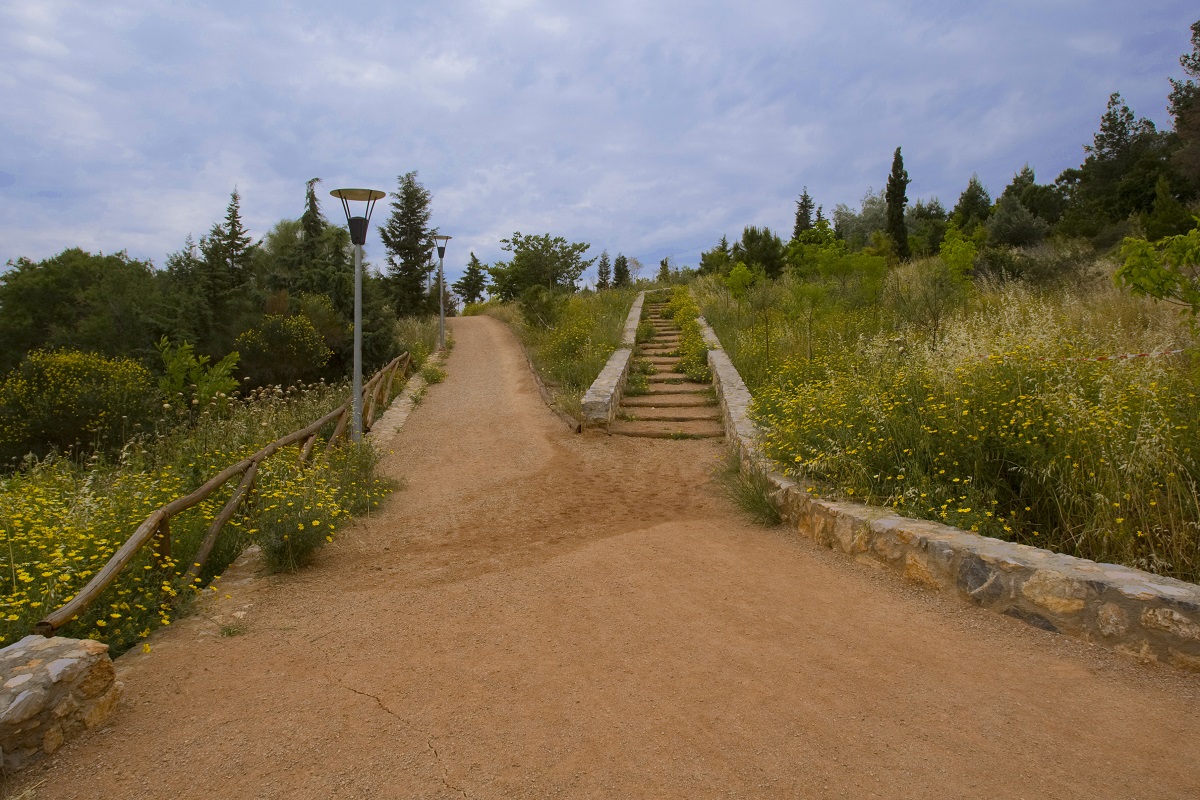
[
  {"x1": 699, "y1": 267, "x2": 1200, "y2": 583},
  {"x1": 0, "y1": 381, "x2": 395, "y2": 654}
]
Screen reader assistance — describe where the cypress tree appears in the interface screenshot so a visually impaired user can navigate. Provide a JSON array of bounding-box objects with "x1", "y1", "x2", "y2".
[{"x1": 885, "y1": 147, "x2": 911, "y2": 260}]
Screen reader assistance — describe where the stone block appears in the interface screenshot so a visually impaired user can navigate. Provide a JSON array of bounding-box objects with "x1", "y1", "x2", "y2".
[
  {"x1": 83, "y1": 683, "x2": 122, "y2": 729},
  {"x1": 1141, "y1": 607, "x2": 1200, "y2": 641},
  {"x1": 957, "y1": 555, "x2": 1008, "y2": 607},
  {"x1": 904, "y1": 552, "x2": 945, "y2": 591},
  {"x1": 1021, "y1": 570, "x2": 1091, "y2": 615},
  {"x1": 0, "y1": 636, "x2": 121, "y2": 774},
  {"x1": 1096, "y1": 603, "x2": 1130, "y2": 638}
]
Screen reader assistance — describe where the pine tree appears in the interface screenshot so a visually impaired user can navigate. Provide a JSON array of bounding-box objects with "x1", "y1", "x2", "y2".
[
  {"x1": 885, "y1": 147, "x2": 911, "y2": 260},
  {"x1": 815, "y1": 206, "x2": 826, "y2": 226},
  {"x1": 379, "y1": 171, "x2": 437, "y2": 317},
  {"x1": 657, "y1": 258, "x2": 671, "y2": 282},
  {"x1": 793, "y1": 188, "x2": 815, "y2": 239},
  {"x1": 952, "y1": 174, "x2": 992, "y2": 233},
  {"x1": 452, "y1": 252, "x2": 489, "y2": 304},
  {"x1": 596, "y1": 251, "x2": 611, "y2": 289},
  {"x1": 613, "y1": 253, "x2": 631, "y2": 287}
]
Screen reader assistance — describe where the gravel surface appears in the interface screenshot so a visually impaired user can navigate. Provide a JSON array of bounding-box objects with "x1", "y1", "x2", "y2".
[{"x1": 9, "y1": 315, "x2": 1200, "y2": 800}]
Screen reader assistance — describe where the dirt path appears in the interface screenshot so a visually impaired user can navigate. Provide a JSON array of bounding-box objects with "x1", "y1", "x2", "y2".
[{"x1": 11, "y1": 316, "x2": 1200, "y2": 799}]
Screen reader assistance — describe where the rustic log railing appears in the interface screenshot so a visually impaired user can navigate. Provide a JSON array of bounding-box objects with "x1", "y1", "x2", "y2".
[{"x1": 33, "y1": 352, "x2": 413, "y2": 637}]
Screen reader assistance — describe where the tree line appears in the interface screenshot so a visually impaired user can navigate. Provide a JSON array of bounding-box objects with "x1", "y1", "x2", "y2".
[{"x1": 698, "y1": 20, "x2": 1200, "y2": 286}]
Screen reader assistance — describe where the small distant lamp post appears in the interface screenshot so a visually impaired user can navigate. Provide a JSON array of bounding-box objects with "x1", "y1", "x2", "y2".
[
  {"x1": 330, "y1": 187, "x2": 385, "y2": 441},
  {"x1": 432, "y1": 234, "x2": 451, "y2": 350}
]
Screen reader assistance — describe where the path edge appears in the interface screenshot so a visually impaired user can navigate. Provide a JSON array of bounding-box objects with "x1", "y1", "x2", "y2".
[
  {"x1": 580, "y1": 291, "x2": 646, "y2": 431},
  {"x1": 697, "y1": 306, "x2": 1200, "y2": 673}
]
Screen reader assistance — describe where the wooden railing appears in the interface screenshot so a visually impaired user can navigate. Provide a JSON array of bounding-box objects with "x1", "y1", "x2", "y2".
[{"x1": 33, "y1": 352, "x2": 413, "y2": 637}]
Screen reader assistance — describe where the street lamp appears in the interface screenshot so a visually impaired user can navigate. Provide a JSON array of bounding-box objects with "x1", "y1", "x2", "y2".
[
  {"x1": 330, "y1": 187, "x2": 385, "y2": 442},
  {"x1": 432, "y1": 234, "x2": 451, "y2": 350}
]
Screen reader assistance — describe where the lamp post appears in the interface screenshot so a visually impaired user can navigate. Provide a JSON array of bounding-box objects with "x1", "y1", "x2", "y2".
[
  {"x1": 330, "y1": 187, "x2": 385, "y2": 441},
  {"x1": 432, "y1": 234, "x2": 451, "y2": 350}
]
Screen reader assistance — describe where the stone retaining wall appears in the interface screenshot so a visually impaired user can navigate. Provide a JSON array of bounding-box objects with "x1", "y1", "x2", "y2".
[
  {"x1": 581, "y1": 292, "x2": 645, "y2": 430},
  {"x1": 0, "y1": 636, "x2": 122, "y2": 771},
  {"x1": 700, "y1": 315, "x2": 1200, "y2": 672}
]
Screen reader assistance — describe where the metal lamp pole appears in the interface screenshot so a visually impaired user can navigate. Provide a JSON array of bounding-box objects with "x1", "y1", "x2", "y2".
[
  {"x1": 331, "y1": 188, "x2": 385, "y2": 441},
  {"x1": 432, "y1": 235, "x2": 451, "y2": 350}
]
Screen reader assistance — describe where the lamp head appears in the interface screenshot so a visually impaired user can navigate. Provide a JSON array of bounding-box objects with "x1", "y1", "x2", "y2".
[
  {"x1": 330, "y1": 188, "x2": 386, "y2": 246},
  {"x1": 432, "y1": 234, "x2": 452, "y2": 260}
]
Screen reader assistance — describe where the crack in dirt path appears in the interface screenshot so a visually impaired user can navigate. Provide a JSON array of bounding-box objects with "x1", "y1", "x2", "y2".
[{"x1": 9, "y1": 315, "x2": 1200, "y2": 799}]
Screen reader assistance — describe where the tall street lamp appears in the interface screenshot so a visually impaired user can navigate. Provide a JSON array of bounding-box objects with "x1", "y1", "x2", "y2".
[
  {"x1": 432, "y1": 234, "x2": 451, "y2": 350},
  {"x1": 330, "y1": 187, "x2": 385, "y2": 441}
]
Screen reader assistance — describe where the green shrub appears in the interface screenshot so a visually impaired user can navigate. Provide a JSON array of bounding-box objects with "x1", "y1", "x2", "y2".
[
  {"x1": 156, "y1": 337, "x2": 240, "y2": 416},
  {"x1": 0, "y1": 350, "x2": 157, "y2": 464},
  {"x1": 235, "y1": 315, "x2": 332, "y2": 387}
]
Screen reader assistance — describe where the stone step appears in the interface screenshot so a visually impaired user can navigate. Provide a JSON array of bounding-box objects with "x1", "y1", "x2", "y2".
[
  {"x1": 643, "y1": 384, "x2": 712, "y2": 395},
  {"x1": 645, "y1": 357, "x2": 680, "y2": 366},
  {"x1": 609, "y1": 419, "x2": 725, "y2": 439},
  {"x1": 622, "y1": 395, "x2": 716, "y2": 408},
  {"x1": 647, "y1": 372, "x2": 702, "y2": 383},
  {"x1": 621, "y1": 406, "x2": 721, "y2": 422}
]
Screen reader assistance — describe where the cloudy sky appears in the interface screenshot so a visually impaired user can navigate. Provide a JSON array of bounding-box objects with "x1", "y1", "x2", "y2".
[{"x1": 0, "y1": 1, "x2": 1196, "y2": 284}]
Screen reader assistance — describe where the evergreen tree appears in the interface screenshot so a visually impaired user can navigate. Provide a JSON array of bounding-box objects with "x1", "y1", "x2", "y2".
[
  {"x1": 1000, "y1": 165, "x2": 1066, "y2": 224},
  {"x1": 379, "y1": 171, "x2": 437, "y2": 316},
  {"x1": 987, "y1": 195, "x2": 1049, "y2": 247},
  {"x1": 885, "y1": 147, "x2": 911, "y2": 260},
  {"x1": 793, "y1": 188, "x2": 815, "y2": 239},
  {"x1": 906, "y1": 198, "x2": 948, "y2": 257},
  {"x1": 452, "y1": 252, "x2": 489, "y2": 304},
  {"x1": 698, "y1": 236, "x2": 732, "y2": 276},
  {"x1": 657, "y1": 257, "x2": 671, "y2": 282},
  {"x1": 1142, "y1": 175, "x2": 1196, "y2": 241},
  {"x1": 1170, "y1": 21, "x2": 1200, "y2": 183},
  {"x1": 952, "y1": 174, "x2": 992, "y2": 233},
  {"x1": 731, "y1": 226, "x2": 786, "y2": 279},
  {"x1": 613, "y1": 253, "x2": 631, "y2": 287},
  {"x1": 815, "y1": 206, "x2": 826, "y2": 226},
  {"x1": 596, "y1": 250, "x2": 611, "y2": 289}
]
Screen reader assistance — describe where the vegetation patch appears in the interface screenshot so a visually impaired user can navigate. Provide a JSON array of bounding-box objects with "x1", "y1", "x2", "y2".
[{"x1": 0, "y1": 380, "x2": 397, "y2": 654}]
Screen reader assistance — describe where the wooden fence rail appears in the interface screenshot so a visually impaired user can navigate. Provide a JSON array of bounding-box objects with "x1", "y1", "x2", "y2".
[{"x1": 32, "y1": 352, "x2": 413, "y2": 637}]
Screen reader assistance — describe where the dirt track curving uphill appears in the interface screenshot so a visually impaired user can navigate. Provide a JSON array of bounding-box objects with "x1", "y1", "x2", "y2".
[{"x1": 10, "y1": 315, "x2": 1200, "y2": 799}]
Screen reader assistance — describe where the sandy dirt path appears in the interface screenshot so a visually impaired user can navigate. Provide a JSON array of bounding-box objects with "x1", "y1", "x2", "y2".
[{"x1": 10, "y1": 315, "x2": 1200, "y2": 799}]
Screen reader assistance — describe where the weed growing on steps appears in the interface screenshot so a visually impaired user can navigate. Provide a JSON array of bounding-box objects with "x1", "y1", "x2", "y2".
[
  {"x1": 624, "y1": 373, "x2": 650, "y2": 396},
  {"x1": 663, "y1": 286, "x2": 711, "y2": 382},
  {"x1": 716, "y1": 454, "x2": 782, "y2": 527}
]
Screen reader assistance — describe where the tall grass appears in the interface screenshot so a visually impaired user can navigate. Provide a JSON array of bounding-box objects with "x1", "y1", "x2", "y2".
[
  {"x1": 699, "y1": 263, "x2": 1200, "y2": 583},
  {"x1": 0, "y1": 379, "x2": 398, "y2": 654},
  {"x1": 467, "y1": 288, "x2": 638, "y2": 418}
]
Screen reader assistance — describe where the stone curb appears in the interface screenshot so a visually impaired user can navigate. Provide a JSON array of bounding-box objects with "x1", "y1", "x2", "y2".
[
  {"x1": 699, "y1": 315, "x2": 1200, "y2": 672},
  {"x1": 581, "y1": 292, "x2": 645, "y2": 430},
  {"x1": 366, "y1": 349, "x2": 445, "y2": 451}
]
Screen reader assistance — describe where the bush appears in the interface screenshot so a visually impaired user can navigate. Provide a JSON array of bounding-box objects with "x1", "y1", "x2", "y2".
[
  {"x1": 0, "y1": 350, "x2": 157, "y2": 464},
  {"x1": 235, "y1": 315, "x2": 332, "y2": 387}
]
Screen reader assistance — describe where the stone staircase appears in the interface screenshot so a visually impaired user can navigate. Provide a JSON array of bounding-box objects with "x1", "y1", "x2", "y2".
[{"x1": 608, "y1": 299, "x2": 724, "y2": 439}]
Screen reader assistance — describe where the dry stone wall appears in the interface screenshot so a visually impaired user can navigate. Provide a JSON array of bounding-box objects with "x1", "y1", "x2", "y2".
[
  {"x1": 699, "y1": 314, "x2": 1200, "y2": 672},
  {"x1": 581, "y1": 292, "x2": 645, "y2": 430},
  {"x1": 0, "y1": 636, "x2": 123, "y2": 771}
]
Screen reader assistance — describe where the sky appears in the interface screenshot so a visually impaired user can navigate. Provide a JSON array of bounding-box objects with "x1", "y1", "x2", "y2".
[{"x1": 0, "y1": 0, "x2": 1196, "y2": 286}]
